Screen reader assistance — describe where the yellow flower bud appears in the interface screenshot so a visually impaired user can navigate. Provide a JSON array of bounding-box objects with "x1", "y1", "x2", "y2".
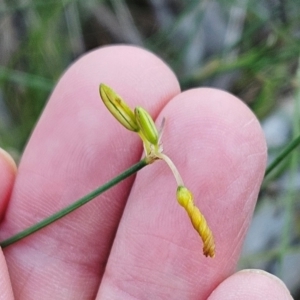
[
  {"x1": 134, "y1": 106, "x2": 159, "y2": 145},
  {"x1": 176, "y1": 186, "x2": 215, "y2": 258},
  {"x1": 99, "y1": 83, "x2": 139, "y2": 132},
  {"x1": 177, "y1": 185, "x2": 191, "y2": 207}
]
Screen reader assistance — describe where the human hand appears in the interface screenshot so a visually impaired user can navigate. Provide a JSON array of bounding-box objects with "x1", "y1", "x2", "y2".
[{"x1": 0, "y1": 46, "x2": 292, "y2": 299}]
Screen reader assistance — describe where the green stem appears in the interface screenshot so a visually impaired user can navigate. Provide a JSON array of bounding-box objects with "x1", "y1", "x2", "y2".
[
  {"x1": 2, "y1": 132, "x2": 299, "y2": 248},
  {"x1": 0, "y1": 159, "x2": 148, "y2": 248},
  {"x1": 265, "y1": 134, "x2": 300, "y2": 177}
]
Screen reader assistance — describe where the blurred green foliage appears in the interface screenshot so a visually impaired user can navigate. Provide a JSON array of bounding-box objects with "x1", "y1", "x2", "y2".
[
  {"x1": 0, "y1": 0, "x2": 300, "y2": 296},
  {"x1": 0, "y1": 0, "x2": 299, "y2": 154}
]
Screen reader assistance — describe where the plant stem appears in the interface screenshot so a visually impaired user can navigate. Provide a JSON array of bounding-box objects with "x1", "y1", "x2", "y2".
[
  {"x1": 265, "y1": 134, "x2": 300, "y2": 177},
  {"x1": 2, "y1": 132, "x2": 299, "y2": 248},
  {"x1": 0, "y1": 159, "x2": 148, "y2": 248}
]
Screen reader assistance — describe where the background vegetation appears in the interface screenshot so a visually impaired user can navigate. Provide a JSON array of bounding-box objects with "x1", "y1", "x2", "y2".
[{"x1": 0, "y1": 0, "x2": 299, "y2": 297}]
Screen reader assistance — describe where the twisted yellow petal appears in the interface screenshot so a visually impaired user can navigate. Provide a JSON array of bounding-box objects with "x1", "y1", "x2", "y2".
[
  {"x1": 99, "y1": 83, "x2": 139, "y2": 132},
  {"x1": 135, "y1": 106, "x2": 159, "y2": 145},
  {"x1": 176, "y1": 186, "x2": 215, "y2": 258}
]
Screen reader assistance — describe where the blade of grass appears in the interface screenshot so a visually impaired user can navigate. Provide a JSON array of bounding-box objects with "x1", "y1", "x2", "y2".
[
  {"x1": 264, "y1": 134, "x2": 300, "y2": 178},
  {"x1": 62, "y1": 0, "x2": 85, "y2": 56},
  {"x1": 277, "y1": 57, "x2": 300, "y2": 276},
  {"x1": 0, "y1": 66, "x2": 54, "y2": 90},
  {"x1": 0, "y1": 159, "x2": 147, "y2": 248},
  {"x1": 111, "y1": 0, "x2": 144, "y2": 46}
]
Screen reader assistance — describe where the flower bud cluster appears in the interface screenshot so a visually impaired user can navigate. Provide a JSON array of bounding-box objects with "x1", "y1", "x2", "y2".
[{"x1": 99, "y1": 83, "x2": 215, "y2": 257}]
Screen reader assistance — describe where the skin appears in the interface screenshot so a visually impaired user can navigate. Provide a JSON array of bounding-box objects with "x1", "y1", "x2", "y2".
[{"x1": 0, "y1": 45, "x2": 293, "y2": 299}]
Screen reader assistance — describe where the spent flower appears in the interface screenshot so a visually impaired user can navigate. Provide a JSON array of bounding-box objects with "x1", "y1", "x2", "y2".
[{"x1": 99, "y1": 83, "x2": 215, "y2": 257}]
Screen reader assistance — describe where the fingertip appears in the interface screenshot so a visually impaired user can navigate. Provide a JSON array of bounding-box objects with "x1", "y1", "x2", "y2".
[
  {"x1": 0, "y1": 148, "x2": 16, "y2": 221},
  {"x1": 163, "y1": 87, "x2": 268, "y2": 264},
  {"x1": 0, "y1": 45, "x2": 181, "y2": 298},
  {"x1": 0, "y1": 248, "x2": 14, "y2": 299},
  {"x1": 208, "y1": 269, "x2": 293, "y2": 300},
  {"x1": 163, "y1": 87, "x2": 267, "y2": 166},
  {"x1": 99, "y1": 88, "x2": 268, "y2": 299},
  {"x1": 0, "y1": 148, "x2": 17, "y2": 174},
  {"x1": 58, "y1": 44, "x2": 180, "y2": 117}
]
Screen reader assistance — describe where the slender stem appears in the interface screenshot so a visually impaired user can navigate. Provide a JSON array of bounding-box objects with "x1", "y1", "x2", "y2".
[
  {"x1": 265, "y1": 134, "x2": 300, "y2": 177},
  {"x1": 156, "y1": 152, "x2": 184, "y2": 186},
  {"x1": 0, "y1": 159, "x2": 148, "y2": 248}
]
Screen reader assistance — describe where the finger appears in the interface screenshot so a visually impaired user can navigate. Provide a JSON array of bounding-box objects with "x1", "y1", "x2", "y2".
[
  {"x1": 0, "y1": 249, "x2": 14, "y2": 300},
  {"x1": 98, "y1": 88, "x2": 267, "y2": 299},
  {"x1": 0, "y1": 148, "x2": 17, "y2": 221},
  {"x1": 208, "y1": 270, "x2": 293, "y2": 300},
  {"x1": 0, "y1": 149, "x2": 16, "y2": 300},
  {"x1": 0, "y1": 46, "x2": 180, "y2": 299}
]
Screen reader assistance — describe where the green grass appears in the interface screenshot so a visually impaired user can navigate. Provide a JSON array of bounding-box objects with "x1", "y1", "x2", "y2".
[{"x1": 0, "y1": 0, "x2": 300, "y2": 295}]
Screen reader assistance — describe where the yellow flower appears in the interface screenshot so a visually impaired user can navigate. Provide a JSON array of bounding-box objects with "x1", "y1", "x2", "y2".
[
  {"x1": 177, "y1": 186, "x2": 215, "y2": 257},
  {"x1": 99, "y1": 83, "x2": 216, "y2": 258}
]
